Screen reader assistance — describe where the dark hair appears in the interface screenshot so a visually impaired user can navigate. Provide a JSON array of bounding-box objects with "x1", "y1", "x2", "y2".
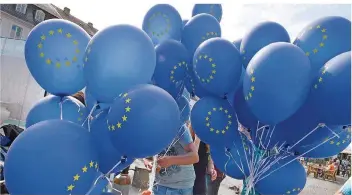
[{"x1": 71, "y1": 91, "x2": 85, "y2": 105}]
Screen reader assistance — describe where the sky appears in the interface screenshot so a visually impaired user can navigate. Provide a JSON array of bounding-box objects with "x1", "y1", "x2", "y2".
[{"x1": 52, "y1": 3, "x2": 351, "y2": 41}]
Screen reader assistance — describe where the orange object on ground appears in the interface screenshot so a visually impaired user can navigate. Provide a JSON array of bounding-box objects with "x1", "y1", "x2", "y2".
[{"x1": 141, "y1": 190, "x2": 152, "y2": 195}]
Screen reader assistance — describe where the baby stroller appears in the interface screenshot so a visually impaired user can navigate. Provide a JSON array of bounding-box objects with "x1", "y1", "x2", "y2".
[{"x1": 0, "y1": 124, "x2": 24, "y2": 193}]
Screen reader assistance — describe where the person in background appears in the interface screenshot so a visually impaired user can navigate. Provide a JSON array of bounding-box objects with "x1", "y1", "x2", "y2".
[
  {"x1": 143, "y1": 122, "x2": 199, "y2": 195},
  {"x1": 207, "y1": 163, "x2": 226, "y2": 195}
]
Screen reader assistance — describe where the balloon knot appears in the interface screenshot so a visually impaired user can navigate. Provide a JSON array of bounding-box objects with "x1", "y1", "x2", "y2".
[
  {"x1": 318, "y1": 123, "x2": 326, "y2": 128},
  {"x1": 225, "y1": 147, "x2": 231, "y2": 152}
]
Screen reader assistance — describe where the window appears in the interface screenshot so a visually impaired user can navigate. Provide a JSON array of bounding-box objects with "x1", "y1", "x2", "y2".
[
  {"x1": 15, "y1": 4, "x2": 27, "y2": 14},
  {"x1": 35, "y1": 10, "x2": 45, "y2": 22},
  {"x1": 10, "y1": 25, "x2": 23, "y2": 39}
]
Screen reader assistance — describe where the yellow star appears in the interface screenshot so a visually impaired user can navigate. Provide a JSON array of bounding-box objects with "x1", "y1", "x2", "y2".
[
  {"x1": 249, "y1": 92, "x2": 252, "y2": 98},
  {"x1": 330, "y1": 141, "x2": 335, "y2": 144},
  {"x1": 125, "y1": 98, "x2": 131, "y2": 103},
  {"x1": 87, "y1": 48, "x2": 91, "y2": 53},
  {"x1": 58, "y1": 28, "x2": 63, "y2": 33},
  {"x1": 216, "y1": 130, "x2": 220, "y2": 134},
  {"x1": 182, "y1": 61, "x2": 186, "y2": 65},
  {"x1": 342, "y1": 140, "x2": 346, "y2": 143},
  {"x1": 292, "y1": 189, "x2": 296, "y2": 192},
  {"x1": 40, "y1": 52, "x2": 44, "y2": 57},
  {"x1": 316, "y1": 25, "x2": 321, "y2": 28},
  {"x1": 204, "y1": 55, "x2": 208, "y2": 59},
  {"x1": 251, "y1": 77, "x2": 255, "y2": 82},
  {"x1": 111, "y1": 125, "x2": 115, "y2": 130},
  {"x1": 321, "y1": 28, "x2": 327, "y2": 32},
  {"x1": 213, "y1": 107, "x2": 217, "y2": 111},
  {"x1": 208, "y1": 111, "x2": 212, "y2": 115},
  {"x1": 178, "y1": 62, "x2": 182, "y2": 66},
  {"x1": 125, "y1": 106, "x2": 131, "y2": 112},
  {"x1": 73, "y1": 40, "x2": 78, "y2": 45},
  {"x1": 49, "y1": 30, "x2": 54, "y2": 35},
  {"x1": 320, "y1": 42, "x2": 324, "y2": 47},
  {"x1": 286, "y1": 191, "x2": 291, "y2": 194},
  {"x1": 46, "y1": 58, "x2": 51, "y2": 64},
  {"x1": 224, "y1": 110, "x2": 228, "y2": 114},
  {"x1": 67, "y1": 184, "x2": 75, "y2": 191},
  {"x1": 82, "y1": 166, "x2": 88, "y2": 172},
  {"x1": 206, "y1": 117, "x2": 209, "y2": 121},
  {"x1": 212, "y1": 70, "x2": 216, "y2": 74},
  {"x1": 74, "y1": 49, "x2": 80, "y2": 54},
  {"x1": 297, "y1": 188, "x2": 301, "y2": 191},
  {"x1": 73, "y1": 174, "x2": 80, "y2": 181},
  {"x1": 65, "y1": 61, "x2": 71, "y2": 66},
  {"x1": 314, "y1": 84, "x2": 318, "y2": 89},
  {"x1": 122, "y1": 115, "x2": 128, "y2": 121},
  {"x1": 206, "y1": 123, "x2": 210, "y2": 127},
  {"x1": 313, "y1": 48, "x2": 318, "y2": 54},
  {"x1": 210, "y1": 128, "x2": 214, "y2": 132},
  {"x1": 123, "y1": 93, "x2": 128, "y2": 97},
  {"x1": 228, "y1": 121, "x2": 232, "y2": 125},
  {"x1": 174, "y1": 66, "x2": 177, "y2": 69},
  {"x1": 41, "y1": 35, "x2": 46, "y2": 40},
  {"x1": 90, "y1": 161, "x2": 94, "y2": 167},
  {"x1": 77, "y1": 117, "x2": 82, "y2": 121},
  {"x1": 222, "y1": 130, "x2": 226, "y2": 134},
  {"x1": 201, "y1": 79, "x2": 205, "y2": 82},
  {"x1": 305, "y1": 52, "x2": 310, "y2": 56},
  {"x1": 66, "y1": 33, "x2": 72, "y2": 38},
  {"x1": 219, "y1": 107, "x2": 223, "y2": 111},
  {"x1": 214, "y1": 32, "x2": 218, "y2": 36},
  {"x1": 199, "y1": 55, "x2": 203, "y2": 59},
  {"x1": 55, "y1": 62, "x2": 61, "y2": 68},
  {"x1": 85, "y1": 57, "x2": 88, "y2": 62},
  {"x1": 170, "y1": 76, "x2": 174, "y2": 80},
  {"x1": 228, "y1": 115, "x2": 232, "y2": 119},
  {"x1": 336, "y1": 142, "x2": 341, "y2": 146},
  {"x1": 323, "y1": 35, "x2": 328, "y2": 40},
  {"x1": 209, "y1": 58, "x2": 213, "y2": 62},
  {"x1": 210, "y1": 32, "x2": 214, "y2": 35},
  {"x1": 212, "y1": 63, "x2": 216, "y2": 68},
  {"x1": 226, "y1": 126, "x2": 229, "y2": 130},
  {"x1": 319, "y1": 77, "x2": 323, "y2": 82},
  {"x1": 37, "y1": 43, "x2": 43, "y2": 48},
  {"x1": 206, "y1": 32, "x2": 210, "y2": 36},
  {"x1": 108, "y1": 125, "x2": 111, "y2": 131},
  {"x1": 73, "y1": 56, "x2": 77, "y2": 62},
  {"x1": 117, "y1": 122, "x2": 122, "y2": 128},
  {"x1": 95, "y1": 162, "x2": 98, "y2": 169},
  {"x1": 250, "y1": 86, "x2": 255, "y2": 91},
  {"x1": 210, "y1": 75, "x2": 214, "y2": 79}
]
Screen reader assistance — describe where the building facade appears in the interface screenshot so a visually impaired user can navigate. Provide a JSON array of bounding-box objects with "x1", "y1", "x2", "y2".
[{"x1": 0, "y1": 4, "x2": 97, "y2": 126}]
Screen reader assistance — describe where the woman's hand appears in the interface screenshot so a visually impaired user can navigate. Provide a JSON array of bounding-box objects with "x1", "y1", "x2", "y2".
[{"x1": 157, "y1": 156, "x2": 174, "y2": 169}]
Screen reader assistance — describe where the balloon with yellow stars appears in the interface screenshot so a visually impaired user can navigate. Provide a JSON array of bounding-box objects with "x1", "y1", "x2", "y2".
[
  {"x1": 192, "y1": 4, "x2": 223, "y2": 22},
  {"x1": 254, "y1": 155, "x2": 306, "y2": 195},
  {"x1": 25, "y1": 95, "x2": 88, "y2": 129},
  {"x1": 142, "y1": 4, "x2": 183, "y2": 45},
  {"x1": 4, "y1": 120, "x2": 98, "y2": 195},
  {"x1": 293, "y1": 16, "x2": 351, "y2": 77},
  {"x1": 190, "y1": 96, "x2": 238, "y2": 148},
  {"x1": 107, "y1": 84, "x2": 180, "y2": 158},
  {"x1": 25, "y1": 19, "x2": 90, "y2": 96},
  {"x1": 310, "y1": 51, "x2": 351, "y2": 126}
]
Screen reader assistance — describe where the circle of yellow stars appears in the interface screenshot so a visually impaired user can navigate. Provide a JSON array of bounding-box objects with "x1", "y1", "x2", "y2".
[
  {"x1": 147, "y1": 12, "x2": 171, "y2": 39},
  {"x1": 295, "y1": 24, "x2": 328, "y2": 57},
  {"x1": 313, "y1": 65, "x2": 328, "y2": 89},
  {"x1": 108, "y1": 93, "x2": 131, "y2": 131},
  {"x1": 201, "y1": 31, "x2": 219, "y2": 41},
  {"x1": 66, "y1": 160, "x2": 99, "y2": 193},
  {"x1": 205, "y1": 106, "x2": 233, "y2": 134},
  {"x1": 324, "y1": 126, "x2": 351, "y2": 147},
  {"x1": 37, "y1": 28, "x2": 81, "y2": 68},
  {"x1": 245, "y1": 67, "x2": 255, "y2": 101},
  {"x1": 283, "y1": 187, "x2": 302, "y2": 195},
  {"x1": 170, "y1": 61, "x2": 187, "y2": 83},
  {"x1": 195, "y1": 54, "x2": 216, "y2": 83}
]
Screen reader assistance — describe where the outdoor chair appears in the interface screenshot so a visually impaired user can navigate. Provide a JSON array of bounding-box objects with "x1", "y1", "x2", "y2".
[
  {"x1": 307, "y1": 165, "x2": 318, "y2": 178},
  {"x1": 324, "y1": 169, "x2": 337, "y2": 181}
]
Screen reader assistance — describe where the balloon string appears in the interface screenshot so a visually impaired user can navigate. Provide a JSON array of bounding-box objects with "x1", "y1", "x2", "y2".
[
  {"x1": 265, "y1": 125, "x2": 276, "y2": 150},
  {"x1": 225, "y1": 149, "x2": 245, "y2": 175},
  {"x1": 59, "y1": 98, "x2": 64, "y2": 120},
  {"x1": 256, "y1": 134, "x2": 339, "y2": 184},
  {"x1": 288, "y1": 123, "x2": 323, "y2": 150},
  {"x1": 82, "y1": 102, "x2": 98, "y2": 129},
  {"x1": 255, "y1": 121, "x2": 260, "y2": 141},
  {"x1": 147, "y1": 155, "x2": 158, "y2": 191},
  {"x1": 325, "y1": 125, "x2": 341, "y2": 138}
]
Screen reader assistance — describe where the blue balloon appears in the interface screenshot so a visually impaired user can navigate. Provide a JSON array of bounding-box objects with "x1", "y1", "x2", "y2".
[
  {"x1": 310, "y1": 51, "x2": 351, "y2": 125},
  {"x1": 91, "y1": 110, "x2": 134, "y2": 174},
  {"x1": 243, "y1": 42, "x2": 311, "y2": 125},
  {"x1": 233, "y1": 38, "x2": 242, "y2": 51},
  {"x1": 192, "y1": 4, "x2": 222, "y2": 22},
  {"x1": 177, "y1": 96, "x2": 191, "y2": 124},
  {"x1": 182, "y1": 19, "x2": 189, "y2": 28},
  {"x1": 240, "y1": 21, "x2": 290, "y2": 68},
  {"x1": 84, "y1": 25, "x2": 156, "y2": 103},
  {"x1": 107, "y1": 84, "x2": 180, "y2": 158},
  {"x1": 142, "y1": 4, "x2": 182, "y2": 45},
  {"x1": 26, "y1": 95, "x2": 88, "y2": 128},
  {"x1": 182, "y1": 13, "x2": 221, "y2": 57},
  {"x1": 298, "y1": 126, "x2": 351, "y2": 158},
  {"x1": 5, "y1": 120, "x2": 98, "y2": 195},
  {"x1": 153, "y1": 40, "x2": 189, "y2": 91},
  {"x1": 210, "y1": 134, "x2": 251, "y2": 179},
  {"x1": 185, "y1": 71, "x2": 214, "y2": 99},
  {"x1": 254, "y1": 156, "x2": 306, "y2": 195},
  {"x1": 25, "y1": 19, "x2": 90, "y2": 96},
  {"x1": 293, "y1": 16, "x2": 351, "y2": 77},
  {"x1": 194, "y1": 38, "x2": 242, "y2": 97},
  {"x1": 85, "y1": 87, "x2": 110, "y2": 116},
  {"x1": 190, "y1": 96, "x2": 239, "y2": 148}
]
